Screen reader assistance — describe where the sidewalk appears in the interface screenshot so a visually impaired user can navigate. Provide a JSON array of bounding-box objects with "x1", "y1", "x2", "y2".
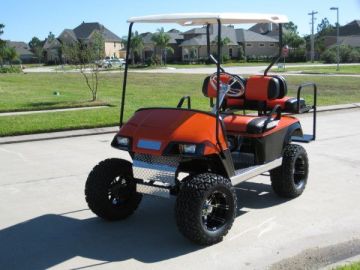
[{"x1": 0, "y1": 103, "x2": 359, "y2": 145}]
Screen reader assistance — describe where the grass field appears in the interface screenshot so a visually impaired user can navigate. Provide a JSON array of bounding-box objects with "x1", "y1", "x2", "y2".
[
  {"x1": 0, "y1": 72, "x2": 360, "y2": 136},
  {"x1": 273, "y1": 65, "x2": 360, "y2": 74},
  {"x1": 334, "y1": 261, "x2": 360, "y2": 270}
]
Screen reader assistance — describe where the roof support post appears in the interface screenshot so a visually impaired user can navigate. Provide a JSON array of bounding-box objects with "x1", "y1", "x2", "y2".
[
  {"x1": 215, "y1": 19, "x2": 223, "y2": 152},
  {"x1": 206, "y1": 24, "x2": 211, "y2": 62},
  {"x1": 264, "y1": 23, "x2": 283, "y2": 76},
  {"x1": 120, "y1": 22, "x2": 133, "y2": 127}
]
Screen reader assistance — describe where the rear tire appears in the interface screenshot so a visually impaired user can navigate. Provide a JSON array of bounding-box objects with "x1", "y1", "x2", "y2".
[
  {"x1": 175, "y1": 173, "x2": 237, "y2": 245},
  {"x1": 270, "y1": 144, "x2": 309, "y2": 198},
  {"x1": 85, "y1": 158, "x2": 142, "y2": 221}
]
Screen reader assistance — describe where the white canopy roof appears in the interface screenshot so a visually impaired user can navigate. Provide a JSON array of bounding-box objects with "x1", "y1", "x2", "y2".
[{"x1": 128, "y1": 13, "x2": 289, "y2": 25}]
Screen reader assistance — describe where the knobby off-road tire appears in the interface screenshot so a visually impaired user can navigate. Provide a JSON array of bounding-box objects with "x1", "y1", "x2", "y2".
[
  {"x1": 270, "y1": 144, "x2": 309, "y2": 198},
  {"x1": 175, "y1": 173, "x2": 237, "y2": 245},
  {"x1": 85, "y1": 158, "x2": 142, "y2": 221}
]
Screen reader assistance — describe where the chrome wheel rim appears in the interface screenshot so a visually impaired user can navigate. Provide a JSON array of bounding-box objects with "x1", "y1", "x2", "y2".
[
  {"x1": 201, "y1": 191, "x2": 230, "y2": 231},
  {"x1": 294, "y1": 156, "x2": 306, "y2": 189},
  {"x1": 108, "y1": 176, "x2": 130, "y2": 205}
]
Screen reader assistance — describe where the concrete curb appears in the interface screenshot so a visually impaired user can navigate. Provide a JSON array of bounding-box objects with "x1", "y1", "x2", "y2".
[
  {"x1": 0, "y1": 105, "x2": 109, "y2": 117},
  {"x1": 0, "y1": 103, "x2": 359, "y2": 145},
  {"x1": 321, "y1": 254, "x2": 360, "y2": 269}
]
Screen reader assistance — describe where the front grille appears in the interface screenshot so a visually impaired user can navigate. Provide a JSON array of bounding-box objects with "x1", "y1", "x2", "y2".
[{"x1": 132, "y1": 153, "x2": 180, "y2": 185}]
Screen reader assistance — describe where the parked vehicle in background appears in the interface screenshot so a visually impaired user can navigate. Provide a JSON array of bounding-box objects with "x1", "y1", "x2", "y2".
[{"x1": 95, "y1": 57, "x2": 126, "y2": 69}]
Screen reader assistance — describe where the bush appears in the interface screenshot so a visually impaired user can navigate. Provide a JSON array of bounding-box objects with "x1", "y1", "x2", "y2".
[
  {"x1": 348, "y1": 50, "x2": 360, "y2": 63},
  {"x1": 321, "y1": 49, "x2": 337, "y2": 63},
  {"x1": 339, "y1": 45, "x2": 353, "y2": 63},
  {"x1": 287, "y1": 48, "x2": 306, "y2": 62},
  {"x1": 320, "y1": 45, "x2": 360, "y2": 63},
  {"x1": 145, "y1": 55, "x2": 161, "y2": 66},
  {"x1": 0, "y1": 66, "x2": 22, "y2": 73},
  {"x1": 222, "y1": 54, "x2": 230, "y2": 63}
]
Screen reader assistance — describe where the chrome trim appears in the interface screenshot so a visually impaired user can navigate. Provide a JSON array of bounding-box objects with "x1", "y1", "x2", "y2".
[
  {"x1": 231, "y1": 158, "x2": 282, "y2": 186},
  {"x1": 132, "y1": 153, "x2": 180, "y2": 185},
  {"x1": 136, "y1": 182, "x2": 171, "y2": 198}
]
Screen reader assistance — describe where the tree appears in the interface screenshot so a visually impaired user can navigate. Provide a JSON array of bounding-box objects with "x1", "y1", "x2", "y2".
[
  {"x1": 29, "y1": 37, "x2": 44, "y2": 63},
  {"x1": 317, "y1": 18, "x2": 334, "y2": 36},
  {"x1": 0, "y1": 24, "x2": 5, "y2": 66},
  {"x1": 283, "y1": 21, "x2": 305, "y2": 49},
  {"x1": 212, "y1": 36, "x2": 231, "y2": 47},
  {"x1": 62, "y1": 30, "x2": 105, "y2": 101},
  {"x1": 284, "y1": 21, "x2": 298, "y2": 33},
  {"x1": 129, "y1": 31, "x2": 143, "y2": 65},
  {"x1": 313, "y1": 18, "x2": 336, "y2": 56},
  {"x1": 211, "y1": 36, "x2": 232, "y2": 62},
  {"x1": 6, "y1": 46, "x2": 18, "y2": 66},
  {"x1": 151, "y1": 28, "x2": 173, "y2": 65},
  {"x1": 47, "y1": 32, "x2": 55, "y2": 42}
]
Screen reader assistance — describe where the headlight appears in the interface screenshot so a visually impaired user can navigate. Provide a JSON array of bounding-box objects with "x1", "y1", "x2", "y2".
[
  {"x1": 111, "y1": 135, "x2": 131, "y2": 150},
  {"x1": 163, "y1": 142, "x2": 204, "y2": 156},
  {"x1": 179, "y1": 144, "x2": 197, "y2": 154},
  {"x1": 117, "y1": 136, "x2": 129, "y2": 146}
]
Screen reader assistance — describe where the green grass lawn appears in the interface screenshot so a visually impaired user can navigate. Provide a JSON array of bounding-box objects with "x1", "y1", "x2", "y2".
[
  {"x1": 0, "y1": 72, "x2": 360, "y2": 136},
  {"x1": 273, "y1": 65, "x2": 360, "y2": 74},
  {"x1": 334, "y1": 261, "x2": 360, "y2": 270}
]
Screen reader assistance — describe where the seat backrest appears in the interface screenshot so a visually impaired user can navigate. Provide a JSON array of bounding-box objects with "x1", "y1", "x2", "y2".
[
  {"x1": 245, "y1": 75, "x2": 280, "y2": 101},
  {"x1": 270, "y1": 75, "x2": 288, "y2": 99}
]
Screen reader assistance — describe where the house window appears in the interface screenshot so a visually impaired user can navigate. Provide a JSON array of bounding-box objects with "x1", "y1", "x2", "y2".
[
  {"x1": 246, "y1": 43, "x2": 252, "y2": 47},
  {"x1": 269, "y1": 43, "x2": 275, "y2": 47},
  {"x1": 259, "y1": 43, "x2": 265, "y2": 47},
  {"x1": 114, "y1": 42, "x2": 116, "y2": 48},
  {"x1": 229, "y1": 48, "x2": 233, "y2": 58}
]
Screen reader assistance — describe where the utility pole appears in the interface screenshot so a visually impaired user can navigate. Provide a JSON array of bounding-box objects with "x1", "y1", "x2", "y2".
[
  {"x1": 330, "y1": 7, "x2": 340, "y2": 71},
  {"x1": 308, "y1": 11, "x2": 318, "y2": 62}
]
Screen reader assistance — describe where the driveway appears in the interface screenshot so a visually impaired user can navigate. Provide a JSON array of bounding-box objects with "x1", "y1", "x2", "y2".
[{"x1": 0, "y1": 109, "x2": 360, "y2": 269}]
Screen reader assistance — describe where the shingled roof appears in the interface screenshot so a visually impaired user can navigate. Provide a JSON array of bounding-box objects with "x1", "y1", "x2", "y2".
[
  {"x1": 141, "y1": 30, "x2": 183, "y2": 45},
  {"x1": 236, "y1": 29, "x2": 278, "y2": 42},
  {"x1": 72, "y1": 22, "x2": 122, "y2": 42},
  {"x1": 6, "y1": 41, "x2": 34, "y2": 56},
  {"x1": 180, "y1": 25, "x2": 276, "y2": 46},
  {"x1": 326, "y1": 20, "x2": 360, "y2": 36}
]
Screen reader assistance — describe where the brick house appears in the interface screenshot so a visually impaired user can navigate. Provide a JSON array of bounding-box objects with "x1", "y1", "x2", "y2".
[{"x1": 43, "y1": 22, "x2": 124, "y2": 63}]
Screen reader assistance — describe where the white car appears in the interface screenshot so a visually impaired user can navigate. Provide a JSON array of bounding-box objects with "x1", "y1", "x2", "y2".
[
  {"x1": 108, "y1": 58, "x2": 126, "y2": 68},
  {"x1": 96, "y1": 58, "x2": 125, "y2": 69}
]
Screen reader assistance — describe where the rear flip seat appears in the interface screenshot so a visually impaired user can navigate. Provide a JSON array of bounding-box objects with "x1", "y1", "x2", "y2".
[
  {"x1": 223, "y1": 75, "x2": 281, "y2": 134},
  {"x1": 224, "y1": 75, "x2": 307, "y2": 113}
]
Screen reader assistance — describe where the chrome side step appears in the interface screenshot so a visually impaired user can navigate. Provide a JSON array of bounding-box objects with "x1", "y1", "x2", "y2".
[
  {"x1": 136, "y1": 181, "x2": 171, "y2": 199},
  {"x1": 231, "y1": 158, "x2": 282, "y2": 186}
]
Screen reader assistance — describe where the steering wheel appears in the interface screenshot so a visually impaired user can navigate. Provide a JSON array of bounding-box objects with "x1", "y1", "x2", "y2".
[{"x1": 209, "y1": 72, "x2": 245, "y2": 97}]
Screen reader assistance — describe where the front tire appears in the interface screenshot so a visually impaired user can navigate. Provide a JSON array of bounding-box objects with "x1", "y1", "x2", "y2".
[
  {"x1": 270, "y1": 144, "x2": 309, "y2": 198},
  {"x1": 175, "y1": 173, "x2": 237, "y2": 245},
  {"x1": 85, "y1": 158, "x2": 142, "y2": 221}
]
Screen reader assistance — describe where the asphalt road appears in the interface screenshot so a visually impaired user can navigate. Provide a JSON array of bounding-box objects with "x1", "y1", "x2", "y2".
[
  {"x1": 23, "y1": 63, "x2": 360, "y2": 77},
  {"x1": 0, "y1": 108, "x2": 360, "y2": 270}
]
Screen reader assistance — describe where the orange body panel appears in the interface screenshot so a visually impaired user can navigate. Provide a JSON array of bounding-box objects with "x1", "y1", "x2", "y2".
[{"x1": 118, "y1": 108, "x2": 228, "y2": 156}]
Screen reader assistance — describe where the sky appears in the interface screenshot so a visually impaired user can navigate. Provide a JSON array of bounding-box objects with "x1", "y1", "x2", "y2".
[{"x1": 1, "y1": 0, "x2": 359, "y2": 43}]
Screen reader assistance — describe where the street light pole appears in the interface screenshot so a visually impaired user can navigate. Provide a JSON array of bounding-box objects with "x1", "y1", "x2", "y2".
[
  {"x1": 308, "y1": 11, "x2": 318, "y2": 63},
  {"x1": 330, "y1": 7, "x2": 340, "y2": 71}
]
